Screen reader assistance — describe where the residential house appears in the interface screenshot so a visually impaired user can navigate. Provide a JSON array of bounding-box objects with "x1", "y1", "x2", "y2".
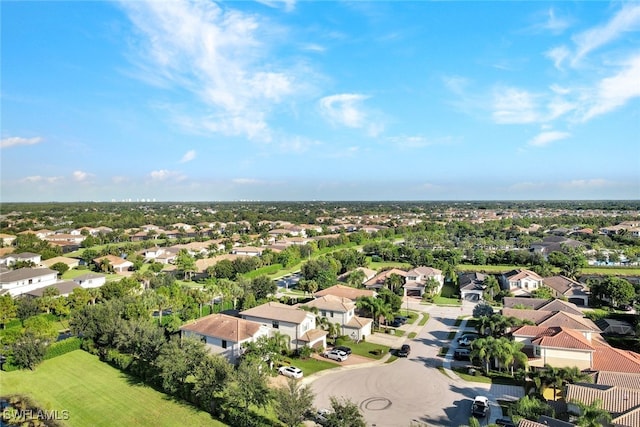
[
  {"x1": 0, "y1": 252, "x2": 42, "y2": 267},
  {"x1": 542, "y1": 276, "x2": 589, "y2": 306},
  {"x1": 502, "y1": 297, "x2": 583, "y2": 315},
  {"x1": 0, "y1": 233, "x2": 16, "y2": 246},
  {"x1": 300, "y1": 295, "x2": 372, "y2": 341},
  {"x1": 93, "y1": 255, "x2": 134, "y2": 273},
  {"x1": 530, "y1": 236, "x2": 583, "y2": 259},
  {"x1": 24, "y1": 280, "x2": 80, "y2": 298},
  {"x1": 499, "y1": 269, "x2": 544, "y2": 297},
  {"x1": 566, "y1": 381, "x2": 640, "y2": 427},
  {"x1": 512, "y1": 325, "x2": 596, "y2": 370},
  {"x1": 40, "y1": 256, "x2": 80, "y2": 270},
  {"x1": 364, "y1": 268, "x2": 408, "y2": 292},
  {"x1": 180, "y1": 313, "x2": 270, "y2": 364},
  {"x1": 44, "y1": 233, "x2": 86, "y2": 245},
  {"x1": 73, "y1": 273, "x2": 106, "y2": 288},
  {"x1": 240, "y1": 302, "x2": 327, "y2": 350},
  {"x1": 502, "y1": 308, "x2": 600, "y2": 339},
  {"x1": 338, "y1": 267, "x2": 377, "y2": 285},
  {"x1": 458, "y1": 272, "x2": 488, "y2": 301},
  {"x1": 314, "y1": 284, "x2": 376, "y2": 301},
  {"x1": 0, "y1": 268, "x2": 59, "y2": 296},
  {"x1": 403, "y1": 266, "x2": 444, "y2": 297},
  {"x1": 231, "y1": 246, "x2": 264, "y2": 257}
]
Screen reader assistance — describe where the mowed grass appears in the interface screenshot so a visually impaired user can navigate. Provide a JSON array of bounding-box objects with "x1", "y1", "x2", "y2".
[{"x1": 0, "y1": 350, "x2": 225, "y2": 427}]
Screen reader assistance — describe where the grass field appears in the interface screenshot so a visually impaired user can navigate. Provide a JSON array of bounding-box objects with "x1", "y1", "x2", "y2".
[{"x1": 0, "y1": 350, "x2": 225, "y2": 427}]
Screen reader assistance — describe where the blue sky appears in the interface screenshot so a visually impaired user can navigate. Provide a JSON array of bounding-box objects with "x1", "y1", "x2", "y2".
[{"x1": 2, "y1": 1, "x2": 639, "y2": 202}]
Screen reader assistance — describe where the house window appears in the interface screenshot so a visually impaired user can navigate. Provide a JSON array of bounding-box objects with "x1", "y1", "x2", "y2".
[
  {"x1": 222, "y1": 340, "x2": 227, "y2": 349},
  {"x1": 272, "y1": 320, "x2": 279, "y2": 329},
  {"x1": 321, "y1": 310, "x2": 327, "y2": 317},
  {"x1": 330, "y1": 311, "x2": 334, "y2": 318}
]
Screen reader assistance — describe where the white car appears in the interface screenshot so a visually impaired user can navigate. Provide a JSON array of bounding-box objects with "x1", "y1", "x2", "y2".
[
  {"x1": 324, "y1": 349, "x2": 348, "y2": 362},
  {"x1": 278, "y1": 366, "x2": 303, "y2": 379}
]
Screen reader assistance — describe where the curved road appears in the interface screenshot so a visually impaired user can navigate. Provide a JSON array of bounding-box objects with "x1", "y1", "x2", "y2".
[{"x1": 309, "y1": 303, "x2": 496, "y2": 427}]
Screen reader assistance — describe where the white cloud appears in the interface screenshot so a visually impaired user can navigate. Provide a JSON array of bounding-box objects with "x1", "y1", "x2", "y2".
[
  {"x1": 180, "y1": 149, "x2": 196, "y2": 163},
  {"x1": 20, "y1": 175, "x2": 62, "y2": 184},
  {"x1": 560, "y1": 179, "x2": 611, "y2": 190},
  {"x1": 232, "y1": 178, "x2": 263, "y2": 185},
  {"x1": 149, "y1": 169, "x2": 184, "y2": 181},
  {"x1": 442, "y1": 75, "x2": 469, "y2": 95},
  {"x1": 528, "y1": 131, "x2": 571, "y2": 147},
  {"x1": 387, "y1": 135, "x2": 432, "y2": 149},
  {"x1": 119, "y1": 0, "x2": 303, "y2": 141},
  {"x1": 1, "y1": 136, "x2": 43, "y2": 148},
  {"x1": 72, "y1": 170, "x2": 92, "y2": 182},
  {"x1": 580, "y1": 54, "x2": 640, "y2": 121},
  {"x1": 492, "y1": 87, "x2": 539, "y2": 124},
  {"x1": 255, "y1": 0, "x2": 296, "y2": 12},
  {"x1": 541, "y1": 8, "x2": 570, "y2": 34},
  {"x1": 545, "y1": 45, "x2": 570, "y2": 70},
  {"x1": 572, "y1": 4, "x2": 640, "y2": 65},
  {"x1": 319, "y1": 93, "x2": 370, "y2": 128}
]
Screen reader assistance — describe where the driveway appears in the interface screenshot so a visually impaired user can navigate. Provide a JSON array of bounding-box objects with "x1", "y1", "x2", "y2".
[{"x1": 308, "y1": 302, "x2": 521, "y2": 426}]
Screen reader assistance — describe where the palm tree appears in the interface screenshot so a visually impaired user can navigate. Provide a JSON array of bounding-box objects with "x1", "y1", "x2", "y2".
[{"x1": 571, "y1": 399, "x2": 611, "y2": 427}]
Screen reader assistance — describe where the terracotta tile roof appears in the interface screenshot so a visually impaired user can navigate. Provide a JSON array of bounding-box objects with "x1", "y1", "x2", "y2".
[
  {"x1": 512, "y1": 325, "x2": 558, "y2": 338},
  {"x1": 504, "y1": 268, "x2": 543, "y2": 282},
  {"x1": 531, "y1": 327, "x2": 595, "y2": 351},
  {"x1": 566, "y1": 383, "x2": 640, "y2": 424},
  {"x1": 181, "y1": 313, "x2": 263, "y2": 342},
  {"x1": 407, "y1": 266, "x2": 442, "y2": 276},
  {"x1": 537, "y1": 312, "x2": 600, "y2": 332},
  {"x1": 93, "y1": 255, "x2": 132, "y2": 266},
  {"x1": 364, "y1": 268, "x2": 407, "y2": 287},
  {"x1": 302, "y1": 295, "x2": 355, "y2": 313},
  {"x1": 314, "y1": 285, "x2": 375, "y2": 300},
  {"x1": 592, "y1": 345, "x2": 640, "y2": 374},
  {"x1": 241, "y1": 302, "x2": 310, "y2": 324}
]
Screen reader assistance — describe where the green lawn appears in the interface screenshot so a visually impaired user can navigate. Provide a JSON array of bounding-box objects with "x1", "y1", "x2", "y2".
[
  {"x1": 61, "y1": 268, "x2": 121, "y2": 282},
  {"x1": 335, "y1": 338, "x2": 391, "y2": 360},
  {"x1": 281, "y1": 356, "x2": 336, "y2": 376},
  {"x1": 433, "y1": 296, "x2": 462, "y2": 306},
  {"x1": 0, "y1": 350, "x2": 225, "y2": 427}
]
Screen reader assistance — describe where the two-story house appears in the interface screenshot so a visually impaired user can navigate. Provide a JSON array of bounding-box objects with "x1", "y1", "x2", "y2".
[
  {"x1": 301, "y1": 295, "x2": 372, "y2": 341},
  {"x1": 499, "y1": 269, "x2": 544, "y2": 297},
  {"x1": 240, "y1": 302, "x2": 327, "y2": 350},
  {"x1": 0, "y1": 267, "x2": 59, "y2": 296},
  {"x1": 180, "y1": 313, "x2": 270, "y2": 364},
  {"x1": 404, "y1": 266, "x2": 444, "y2": 297},
  {"x1": 0, "y1": 252, "x2": 42, "y2": 267},
  {"x1": 542, "y1": 275, "x2": 589, "y2": 306}
]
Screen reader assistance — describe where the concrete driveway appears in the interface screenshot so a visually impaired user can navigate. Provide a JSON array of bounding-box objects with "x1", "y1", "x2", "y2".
[{"x1": 307, "y1": 301, "x2": 522, "y2": 426}]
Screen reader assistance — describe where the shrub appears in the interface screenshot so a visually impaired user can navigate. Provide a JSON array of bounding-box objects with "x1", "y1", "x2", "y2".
[{"x1": 44, "y1": 337, "x2": 82, "y2": 360}]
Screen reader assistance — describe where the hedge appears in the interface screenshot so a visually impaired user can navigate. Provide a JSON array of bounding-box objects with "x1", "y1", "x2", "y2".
[{"x1": 44, "y1": 337, "x2": 82, "y2": 361}]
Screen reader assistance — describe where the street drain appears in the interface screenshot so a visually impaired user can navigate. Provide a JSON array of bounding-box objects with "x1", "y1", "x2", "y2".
[{"x1": 360, "y1": 397, "x2": 392, "y2": 411}]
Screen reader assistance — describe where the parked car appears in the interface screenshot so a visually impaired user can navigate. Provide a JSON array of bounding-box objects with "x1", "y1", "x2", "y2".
[
  {"x1": 471, "y1": 396, "x2": 490, "y2": 417},
  {"x1": 334, "y1": 345, "x2": 352, "y2": 355},
  {"x1": 394, "y1": 316, "x2": 408, "y2": 324},
  {"x1": 278, "y1": 366, "x2": 303, "y2": 379},
  {"x1": 323, "y1": 349, "x2": 348, "y2": 362},
  {"x1": 398, "y1": 344, "x2": 411, "y2": 357},
  {"x1": 390, "y1": 319, "x2": 403, "y2": 327},
  {"x1": 458, "y1": 336, "x2": 477, "y2": 347},
  {"x1": 312, "y1": 408, "x2": 331, "y2": 425},
  {"x1": 495, "y1": 418, "x2": 516, "y2": 427},
  {"x1": 453, "y1": 348, "x2": 471, "y2": 361}
]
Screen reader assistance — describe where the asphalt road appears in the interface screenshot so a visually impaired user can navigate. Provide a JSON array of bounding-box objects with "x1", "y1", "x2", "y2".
[{"x1": 309, "y1": 303, "x2": 496, "y2": 427}]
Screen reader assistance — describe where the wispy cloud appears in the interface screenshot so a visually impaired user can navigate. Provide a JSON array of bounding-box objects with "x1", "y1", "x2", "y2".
[
  {"x1": 572, "y1": 4, "x2": 640, "y2": 66},
  {"x1": 149, "y1": 169, "x2": 185, "y2": 181},
  {"x1": 72, "y1": 170, "x2": 93, "y2": 182},
  {"x1": 255, "y1": 0, "x2": 296, "y2": 12},
  {"x1": 492, "y1": 87, "x2": 540, "y2": 124},
  {"x1": 180, "y1": 149, "x2": 196, "y2": 163},
  {"x1": 529, "y1": 131, "x2": 571, "y2": 147},
  {"x1": 119, "y1": 0, "x2": 304, "y2": 141},
  {"x1": 539, "y1": 8, "x2": 570, "y2": 34},
  {"x1": 233, "y1": 178, "x2": 264, "y2": 185},
  {"x1": 579, "y1": 54, "x2": 640, "y2": 122},
  {"x1": 20, "y1": 175, "x2": 62, "y2": 184},
  {"x1": 1, "y1": 136, "x2": 43, "y2": 149},
  {"x1": 320, "y1": 93, "x2": 370, "y2": 128}
]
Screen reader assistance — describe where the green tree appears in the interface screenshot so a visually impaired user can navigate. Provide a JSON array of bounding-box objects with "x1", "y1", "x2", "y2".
[
  {"x1": 482, "y1": 275, "x2": 500, "y2": 302},
  {"x1": 0, "y1": 294, "x2": 17, "y2": 328},
  {"x1": 24, "y1": 314, "x2": 58, "y2": 341},
  {"x1": 531, "y1": 286, "x2": 555, "y2": 300},
  {"x1": 175, "y1": 250, "x2": 197, "y2": 281},
  {"x1": 250, "y1": 275, "x2": 277, "y2": 300},
  {"x1": 227, "y1": 359, "x2": 271, "y2": 411},
  {"x1": 273, "y1": 378, "x2": 315, "y2": 427},
  {"x1": 50, "y1": 262, "x2": 70, "y2": 276},
  {"x1": 192, "y1": 353, "x2": 233, "y2": 413},
  {"x1": 473, "y1": 303, "x2": 494, "y2": 318},
  {"x1": 325, "y1": 396, "x2": 367, "y2": 427},
  {"x1": 346, "y1": 269, "x2": 366, "y2": 288},
  {"x1": 571, "y1": 398, "x2": 612, "y2": 427},
  {"x1": 11, "y1": 332, "x2": 48, "y2": 370},
  {"x1": 155, "y1": 337, "x2": 208, "y2": 398},
  {"x1": 510, "y1": 395, "x2": 554, "y2": 422}
]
